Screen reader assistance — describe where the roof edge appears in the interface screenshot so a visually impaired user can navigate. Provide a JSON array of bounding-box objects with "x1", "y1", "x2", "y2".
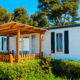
[{"x1": 44, "y1": 24, "x2": 80, "y2": 30}]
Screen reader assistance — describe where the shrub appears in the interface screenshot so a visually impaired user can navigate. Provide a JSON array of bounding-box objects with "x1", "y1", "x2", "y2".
[
  {"x1": 52, "y1": 60, "x2": 80, "y2": 79},
  {"x1": 0, "y1": 59, "x2": 46, "y2": 80},
  {"x1": 1, "y1": 59, "x2": 80, "y2": 80},
  {"x1": 41, "y1": 55, "x2": 52, "y2": 74}
]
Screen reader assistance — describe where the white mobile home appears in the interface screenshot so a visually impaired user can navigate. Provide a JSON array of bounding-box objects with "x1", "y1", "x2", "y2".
[
  {"x1": 42, "y1": 24, "x2": 80, "y2": 61},
  {"x1": 0, "y1": 22, "x2": 80, "y2": 61}
]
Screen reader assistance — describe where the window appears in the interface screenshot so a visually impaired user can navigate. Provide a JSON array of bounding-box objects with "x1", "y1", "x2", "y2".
[
  {"x1": 56, "y1": 33, "x2": 63, "y2": 52},
  {"x1": 32, "y1": 35, "x2": 36, "y2": 53},
  {"x1": 20, "y1": 37, "x2": 29, "y2": 55},
  {"x1": 2, "y1": 37, "x2": 8, "y2": 51}
]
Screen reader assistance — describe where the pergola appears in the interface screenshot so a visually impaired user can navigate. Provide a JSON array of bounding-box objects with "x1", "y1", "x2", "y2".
[{"x1": 0, "y1": 22, "x2": 46, "y2": 63}]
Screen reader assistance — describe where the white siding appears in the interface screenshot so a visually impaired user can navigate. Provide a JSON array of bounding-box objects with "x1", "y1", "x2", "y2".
[{"x1": 42, "y1": 27, "x2": 80, "y2": 61}]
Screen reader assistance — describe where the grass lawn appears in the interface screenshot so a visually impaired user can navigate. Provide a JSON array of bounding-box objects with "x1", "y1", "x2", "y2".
[{"x1": 0, "y1": 59, "x2": 80, "y2": 80}]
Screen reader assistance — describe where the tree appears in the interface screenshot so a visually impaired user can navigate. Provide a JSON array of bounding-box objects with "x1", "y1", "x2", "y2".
[
  {"x1": 33, "y1": 21, "x2": 38, "y2": 27},
  {"x1": 30, "y1": 12, "x2": 48, "y2": 27},
  {"x1": 5, "y1": 13, "x2": 13, "y2": 22},
  {"x1": 28, "y1": 18, "x2": 34, "y2": 26},
  {"x1": 38, "y1": 0, "x2": 79, "y2": 26},
  {"x1": 0, "y1": 6, "x2": 8, "y2": 24},
  {"x1": 13, "y1": 7, "x2": 29, "y2": 24}
]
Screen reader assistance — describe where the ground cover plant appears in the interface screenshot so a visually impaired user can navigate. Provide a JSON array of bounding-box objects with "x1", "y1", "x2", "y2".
[
  {"x1": 0, "y1": 58, "x2": 80, "y2": 80},
  {"x1": 0, "y1": 59, "x2": 66, "y2": 80}
]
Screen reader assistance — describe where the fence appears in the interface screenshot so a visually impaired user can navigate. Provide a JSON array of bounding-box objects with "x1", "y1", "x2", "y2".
[
  {"x1": 0, "y1": 51, "x2": 15, "y2": 64},
  {"x1": 0, "y1": 52, "x2": 43, "y2": 64},
  {"x1": 19, "y1": 54, "x2": 39, "y2": 61}
]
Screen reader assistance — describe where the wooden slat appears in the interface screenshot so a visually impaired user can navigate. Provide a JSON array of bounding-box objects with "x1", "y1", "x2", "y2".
[
  {"x1": 0, "y1": 22, "x2": 46, "y2": 36},
  {"x1": 0, "y1": 22, "x2": 16, "y2": 29},
  {"x1": 19, "y1": 54, "x2": 39, "y2": 60}
]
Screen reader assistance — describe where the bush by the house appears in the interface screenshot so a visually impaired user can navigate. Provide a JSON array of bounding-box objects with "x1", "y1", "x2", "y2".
[
  {"x1": 41, "y1": 56, "x2": 80, "y2": 79},
  {"x1": 0, "y1": 59, "x2": 65, "y2": 80},
  {"x1": 41, "y1": 55, "x2": 52, "y2": 74},
  {"x1": 0, "y1": 59, "x2": 45, "y2": 80},
  {"x1": 52, "y1": 60, "x2": 80, "y2": 79},
  {"x1": 1, "y1": 58, "x2": 80, "y2": 80}
]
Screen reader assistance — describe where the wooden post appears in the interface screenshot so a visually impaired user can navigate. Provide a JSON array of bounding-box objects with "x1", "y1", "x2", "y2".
[
  {"x1": 17, "y1": 30, "x2": 20, "y2": 63},
  {"x1": 39, "y1": 33, "x2": 42, "y2": 58},
  {"x1": 10, "y1": 54, "x2": 13, "y2": 64},
  {"x1": 8, "y1": 36, "x2": 10, "y2": 53}
]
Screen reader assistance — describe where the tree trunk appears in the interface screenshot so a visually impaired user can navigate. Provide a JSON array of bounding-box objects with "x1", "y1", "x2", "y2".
[
  {"x1": 57, "y1": 17, "x2": 61, "y2": 25},
  {"x1": 63, "y1": 14, "x2": 66, "y2": 25}
]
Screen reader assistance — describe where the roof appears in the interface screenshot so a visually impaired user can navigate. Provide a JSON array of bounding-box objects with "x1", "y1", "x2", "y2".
[
  {"x1": 44, "y1": 24, "x2": 80, "y2": 30},
  {"x1": 0, "y1": 22, "x2": 46, "y2": 36}
]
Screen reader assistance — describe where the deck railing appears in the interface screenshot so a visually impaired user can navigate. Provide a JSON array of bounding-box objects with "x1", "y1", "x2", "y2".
[
  {"x1": 0, "y1": 51, "x2": 15, "y2": 64},
  {"x1": 19, "y1": 54, "x2": 39, "y2": 61},
  {"x1": 0, "y1": 52, "x2": 43, "y2": 64}
]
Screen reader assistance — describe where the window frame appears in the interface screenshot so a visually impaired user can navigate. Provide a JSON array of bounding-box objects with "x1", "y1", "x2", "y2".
[
  {"x1": 2, "y1": 37, "x2": 8, "y2": 51},
  {"x1": 55, "y1": 32, "x2": 64, "y2": 53}
]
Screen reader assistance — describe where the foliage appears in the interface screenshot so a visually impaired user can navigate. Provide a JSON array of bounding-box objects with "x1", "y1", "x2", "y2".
[
  {"x1": 30, "y1": 12, "x2": 48, "y2": 27},
  {"x1": 0, "y1": 2, "x2": 79, "y2": 27},
  {"x1": 0, "y1": 6, "x2": 29, "y2": 25},
  {"x1": 0, "y1": 6, "x2": 48, "y2": 27},
  {"x1": 0, "y1": 6, "x2": 11, "y2": 24},
  {"x1": 13, "y1": 7, "x2": 29, "y2": 24},
  {"x1": 0, "y1": 59, "x2": 66, "y2": 80},
  {"x1": 38, "y1": 0, "x2": 79, "y2": 26},
  {"x1": 28, "y1": 18, "x2": 34, "y2": 26},
  {"x1": 41, "y1": 52, "x2": 80, "y2": 80},
  {"x1": 0, "y1": 59, "x2": 44, "y2": 80},
  {"x1": 1, "y1": 59, "x2": 80, "y2": 80},
  {"x1": 41, "y1": 51, "x2": 53, "y2": 74},
  {"x1": 5, "y1": 13, "x2": 14, "y2": 22},
  {"x1": 52, "y1": 60, "x2": 80, "y2": 79},
  {"x1": 41, "y1": 57, "x2": 52, "y2": 74}
]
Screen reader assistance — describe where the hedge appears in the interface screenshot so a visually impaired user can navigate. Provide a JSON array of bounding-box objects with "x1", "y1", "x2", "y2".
[
  {"x1": 0, "y1": 59, "x2": 65, "y2": 80},
  {"x1": 52, "y1": 60, "x2": 80, "y2": 79},
  {"x1": 0, "y1": 59, "x2": 46, "y2": 80},
  {"x1": 1, "y1": 59, "x2": 80, "y2": 80}
]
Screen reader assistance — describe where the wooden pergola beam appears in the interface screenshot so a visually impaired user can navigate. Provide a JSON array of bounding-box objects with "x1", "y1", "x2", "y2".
[
  {"x1": 0, "y1": 22, "x2": 46, "y2": 36},
  {"x1": 0, "y1": 22, "x2": 16, "y2": 29},
  {"x1": 0, "y1": 27, "x2": 45, "y2": 33},
  {"x1": 0, "y1": 28, "x2": 45, "y2": 35}
]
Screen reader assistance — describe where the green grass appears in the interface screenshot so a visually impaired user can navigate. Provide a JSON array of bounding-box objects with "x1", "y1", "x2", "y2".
[{"x1": 0, "y1": 59, "x2": 67, "y2": 80}]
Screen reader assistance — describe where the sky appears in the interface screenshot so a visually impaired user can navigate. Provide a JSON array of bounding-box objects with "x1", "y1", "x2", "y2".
[
  {"x1": 0, "y1": 0, "x2": 38, "y2": 17},
  {"x1": 0, "y1": 0, "x2": 80, "y2": 23}
]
